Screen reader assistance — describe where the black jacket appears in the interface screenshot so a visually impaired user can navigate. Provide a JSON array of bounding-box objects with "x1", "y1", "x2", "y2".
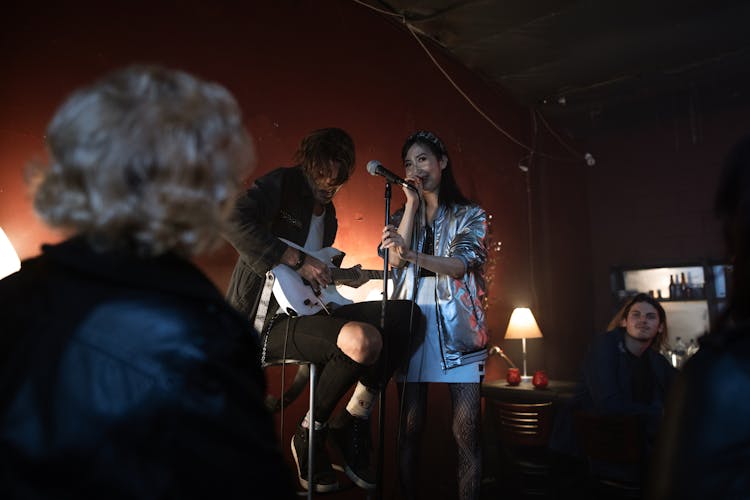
[
  {"x1": 224, "y1": 165, "x2": 337, "y2": 329},
  {"x1": 650, "y1": 324, "x2": 750, "y2": 499},
  {"x1": 578, "y1": 327, "x2": 676, "y2": 419},
  {"x1": 0, "y1": 237, "x2": 294, "y2": 499},
  {"x1": 550, "y1": 328, "x2": 676, "y2": 456}
]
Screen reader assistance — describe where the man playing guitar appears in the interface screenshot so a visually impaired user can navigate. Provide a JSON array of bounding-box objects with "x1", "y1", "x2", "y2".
[
  {"x1": 270, "y1": 238, "x2": 384, "y2": 317},
  {"x1": 224, "y1": 128, "x2": 418, "y2": 493}
]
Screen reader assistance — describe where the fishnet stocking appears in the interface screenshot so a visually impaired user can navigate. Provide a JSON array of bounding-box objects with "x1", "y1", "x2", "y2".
[
  {"x1": 449, "y1": 383, "x2": 482, "y2": 500},
  {"x1": 396, "y1": 382, "x2": 481, "y2": 500}
]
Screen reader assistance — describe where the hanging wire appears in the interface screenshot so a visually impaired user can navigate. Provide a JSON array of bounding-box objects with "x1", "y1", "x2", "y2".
[
  {"x1": 527, "y1": 109, "x2": 539, "y2": 309},
  {"x1": 533, "y1": 108, "x2": 584, "y2": 158},
  {"x1": 351, "y1": 0, "x2": 587, "y2": 164}
]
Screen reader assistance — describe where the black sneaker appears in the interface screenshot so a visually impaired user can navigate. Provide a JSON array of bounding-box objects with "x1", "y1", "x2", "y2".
[
  {"x1": 329, "y1": 412, "x2": 376, "y2": 490},
  {"x1": 291, "y1": 423, "x2": 339, "y2": 493}
]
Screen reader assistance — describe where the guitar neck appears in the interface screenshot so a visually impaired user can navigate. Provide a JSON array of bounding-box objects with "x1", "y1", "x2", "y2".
[{"x1": 332, "y1": 268, "x2": 384, "y2": 282}]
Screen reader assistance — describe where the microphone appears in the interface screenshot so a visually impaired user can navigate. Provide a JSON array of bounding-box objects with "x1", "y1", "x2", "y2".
[{"x1": 366, "y1": 160, "x2": 417, "y2": 191}]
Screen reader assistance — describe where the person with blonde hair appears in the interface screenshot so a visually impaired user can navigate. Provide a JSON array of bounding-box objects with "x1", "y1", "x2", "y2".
[
  {"x1": 0, "y1": 65, "x2": 294, "y2": 499},
  {"x1": 607, "y1": 293, "x2": 670, "y2": 352},
  {"x1": 549, "y1": 292, "x2": 676, "y2": 493},
  {"x1": 581, "y1": 293, "x2": 675, "y2": 419}
]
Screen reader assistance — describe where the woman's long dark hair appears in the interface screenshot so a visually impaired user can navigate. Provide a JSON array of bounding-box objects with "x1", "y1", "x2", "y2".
[
  {"x1": 401, "y1": 130, "x2": 472, "y2": 207},
  {"x1": 715, "y1": 134, "x2": 750, "y2": 325}
]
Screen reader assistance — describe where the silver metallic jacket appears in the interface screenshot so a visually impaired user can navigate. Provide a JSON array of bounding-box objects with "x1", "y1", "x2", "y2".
[{"x1": 389, "y1": 202, "x2": 489, "y2": 370}]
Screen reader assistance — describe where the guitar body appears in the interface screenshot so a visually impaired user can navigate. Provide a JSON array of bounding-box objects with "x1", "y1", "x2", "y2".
[{"x1": 271, "y1": 241, "x2": 355, "y2": 316}]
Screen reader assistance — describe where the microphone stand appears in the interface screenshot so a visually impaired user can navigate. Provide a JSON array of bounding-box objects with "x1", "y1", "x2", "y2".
[{"x1": 375, "y1": 181, "x2": 391, "y2": 500}]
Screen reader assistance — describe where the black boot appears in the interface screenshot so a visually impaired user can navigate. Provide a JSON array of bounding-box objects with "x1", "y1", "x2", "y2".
[
  {"x1": 330, "y1": 411, "x2": 376, "y2": 490},
  {"x1": 291, "y1": 423, "x2": 339, "y2": 493}
]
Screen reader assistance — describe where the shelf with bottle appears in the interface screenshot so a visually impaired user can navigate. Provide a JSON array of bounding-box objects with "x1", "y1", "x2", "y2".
[
  {"x1": 646, "y1": 286, "x2": 706, "y2": 302},
  {"x1": 666, "y1": 271, "x2": 706, "y2": 301},
  {"x1": 615, "y1": 263, "x2": 730, "y2": 348},
  {"x1": 656, "y1": 297, "x2": 707, "y2": 303}
]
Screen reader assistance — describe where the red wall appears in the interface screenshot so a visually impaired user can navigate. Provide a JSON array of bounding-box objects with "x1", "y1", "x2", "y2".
[
  {"x1": 0, "y1": 1, "x2": 547, "y2": 497},
  {"x1": 5, "y1": 1, "x2": 741, "y2": 495},
  {"x1": 585, "y1": 97, "x2": 750, "y2": 335},
  {"x1": 525, "y1": 90, "x2": 750, "y2": 381}
]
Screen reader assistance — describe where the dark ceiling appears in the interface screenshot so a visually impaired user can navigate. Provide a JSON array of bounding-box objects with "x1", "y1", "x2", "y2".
[{"x1": 368, "y1": 0, "x2": 750, "y2": 135}]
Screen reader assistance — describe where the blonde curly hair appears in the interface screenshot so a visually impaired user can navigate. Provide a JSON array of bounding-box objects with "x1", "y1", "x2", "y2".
[{"x1": 32, "y1": 65, "x2": 254, "y2": 257}]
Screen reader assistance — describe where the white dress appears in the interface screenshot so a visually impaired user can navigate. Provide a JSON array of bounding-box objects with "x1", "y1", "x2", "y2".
[{"x1": 397, "y1": 276, "x2": 484, "y2": 383}]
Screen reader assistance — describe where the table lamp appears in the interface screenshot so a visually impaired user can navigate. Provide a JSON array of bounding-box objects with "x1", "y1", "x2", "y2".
[
  {"x1": 504, "y1": 307, "x2": 543, "y2": 381},
  {"x1": 0, "y1": 228, "x2": 21, "y2": 280}
]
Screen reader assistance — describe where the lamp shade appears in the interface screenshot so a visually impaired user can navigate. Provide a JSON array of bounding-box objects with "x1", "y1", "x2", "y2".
[
  {"x1": 0, "y1": 228, "x2": 21, "y2": 280},
  {"x1": 504, "y1": 307, "x2": 543, "y2": 340}
]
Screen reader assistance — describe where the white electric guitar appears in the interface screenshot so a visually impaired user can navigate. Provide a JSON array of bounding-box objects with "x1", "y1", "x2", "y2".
[{"x1": 271, "y1": 238, "x2": 383, "y2": 316}]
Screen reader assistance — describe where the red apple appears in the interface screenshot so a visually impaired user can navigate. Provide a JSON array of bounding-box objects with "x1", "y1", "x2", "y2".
[
  {"x1": 532, "y1": 370, "x2": 549, "y2": 388},
  {"x1": 506, "y1": 367, "x2": 521, "y2": 386}
]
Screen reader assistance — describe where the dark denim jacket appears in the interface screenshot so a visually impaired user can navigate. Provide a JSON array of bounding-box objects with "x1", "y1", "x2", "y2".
[
  {"x1": 0, "y1": 237, "x2": 294, "y2": 499},
  {"x1": 651, "y1": 324, "x2": 750, "y2": 499}
]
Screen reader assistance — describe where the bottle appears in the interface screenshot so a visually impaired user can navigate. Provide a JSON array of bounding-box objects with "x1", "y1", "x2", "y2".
[
  {"x1": 657, "y1": 289, "x2": 663, "y2": 300},
  {"x1": 668, "y1": 275, "x2": 677, "y2": 300},
  {"x1": 680, "y1": 272, "x2": 690, "y2": 299}
]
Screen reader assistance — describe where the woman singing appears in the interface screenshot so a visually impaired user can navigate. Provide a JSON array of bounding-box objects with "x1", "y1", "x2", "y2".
[{"x1": 381, "y1": 130, "x2": 489, "y2": 500}]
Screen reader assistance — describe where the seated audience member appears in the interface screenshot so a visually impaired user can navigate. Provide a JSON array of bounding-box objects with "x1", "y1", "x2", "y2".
[
  {"x1": 650, "y1": 136, "x2": 750, "y2": 499},
  {"x1": 580, "y1": 294, "x2": 676, "y2": 438},
  {"x1": 550, "y1": 293, "x2": 676, "y2": 487},
  {"x1": 0, "y1": 65, "x2": 295, "y2": 499}
]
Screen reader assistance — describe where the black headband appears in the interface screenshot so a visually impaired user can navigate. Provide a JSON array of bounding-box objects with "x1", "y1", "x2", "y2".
[{"x1": 408, "y1": 130, "x2": 446, "y2": 155}]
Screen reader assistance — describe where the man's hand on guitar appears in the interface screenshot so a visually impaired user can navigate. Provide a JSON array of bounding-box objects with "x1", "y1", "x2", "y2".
[
  {"x1": 281, "y1": 245, "x2": 330, "y2": 291},
  {"x1": 272, "y1": 241, "x2": 384, "y2": 316},
  {"x1": 298, "y1": 254, "x2": 331, "y2": 292}
]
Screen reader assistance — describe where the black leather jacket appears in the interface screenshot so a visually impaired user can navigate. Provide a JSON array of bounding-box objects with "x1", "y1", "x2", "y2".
[
  {"x1": 224, "y1": 165, "x2": 337, "y2": 331},
  {"x1": 0, "y1": 237, "x2": 294, "y2": 499},
  {"x1": 649, "y1": 325, "x2": 750, "y2": 499}
]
